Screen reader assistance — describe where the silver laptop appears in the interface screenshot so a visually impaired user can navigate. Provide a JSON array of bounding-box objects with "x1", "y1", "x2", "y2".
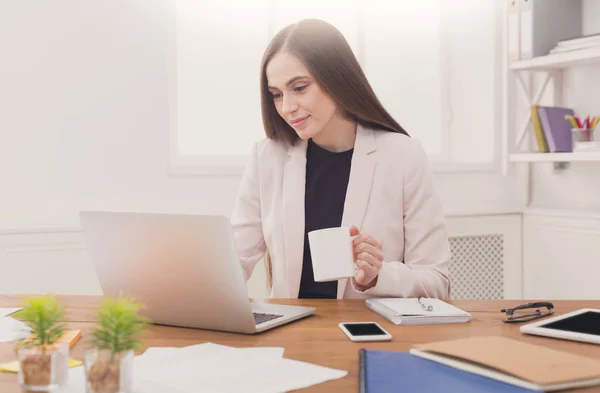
[{"x1": 79, "y1": 211, "x2": 315, "y2": 334}]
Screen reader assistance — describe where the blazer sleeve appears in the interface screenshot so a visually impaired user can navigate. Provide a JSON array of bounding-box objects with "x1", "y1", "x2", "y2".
[
  {"x1": 352, "y1": 140, "x2": 451, "y2": 299},
  {"x1": 230, "y1": 141, "x2": 267, "y2": 281}
]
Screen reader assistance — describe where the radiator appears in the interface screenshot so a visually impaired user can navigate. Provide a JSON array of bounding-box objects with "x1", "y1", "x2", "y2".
[{"x1": 448, "y1": 235, "x2": 504, "y2": 300}]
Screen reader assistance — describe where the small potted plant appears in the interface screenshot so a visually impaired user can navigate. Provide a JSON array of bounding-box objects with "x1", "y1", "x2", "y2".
[
  {"x1": 14, "y1": 294, "x2": 69, "y2": 391},
  {"x1": 83, "y1": 295, "x2": 149, "y2": 393}
]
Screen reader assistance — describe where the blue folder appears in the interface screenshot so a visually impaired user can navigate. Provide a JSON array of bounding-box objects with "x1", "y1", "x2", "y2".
[{"x1": 359, "y1": 349, "x2": 538, "y2": 393}]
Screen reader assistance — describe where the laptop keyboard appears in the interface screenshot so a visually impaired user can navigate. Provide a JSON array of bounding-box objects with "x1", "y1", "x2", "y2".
[{"x1": 253, "y1": 312, "x2": 284, "y2": 325}]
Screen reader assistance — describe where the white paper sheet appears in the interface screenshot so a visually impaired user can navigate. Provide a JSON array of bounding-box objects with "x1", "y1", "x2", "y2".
[
  {"x1": 54, "y1": 343, "x2": 346, "y2": 393},
  {"x1": 135, "y1": 343, "x2": 346, "y2": 393},
  {"x1": 56, "y1": 366, "x2": 188, "y2": 393},
  {"x1": 0, "y1": 317, "x2": 31, "y2": 343},
  {"x1": 134, "y1": 343, "x2": 286, "y2": 376},
  {"x1": 0, "y1": 308, "x2": 22, "y2": 317}
]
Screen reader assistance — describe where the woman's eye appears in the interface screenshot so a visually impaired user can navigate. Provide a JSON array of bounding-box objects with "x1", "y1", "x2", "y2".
[
  {"x1": 294, "y1": 85, "x2": 308, "y2": 92},
  {"x1": 272, "y1": 92, "x2": 282, "y2": 99}
]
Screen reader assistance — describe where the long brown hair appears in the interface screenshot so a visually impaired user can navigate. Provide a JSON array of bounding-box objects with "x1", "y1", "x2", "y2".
[
  {"x1": 260, "y1": 19, "x2": 410, "y2": 290},
  {"x1": 260, "y1": 19, "x2": 409, "y2": 146}
]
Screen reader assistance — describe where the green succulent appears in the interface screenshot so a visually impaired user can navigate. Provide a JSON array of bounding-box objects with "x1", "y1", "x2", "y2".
[
  {"x1": 91, "y1": 295, "x2": 150, "y2": 363},
  {"x1": 14, "y1": 294, "x2": 65, "y2": 351}
]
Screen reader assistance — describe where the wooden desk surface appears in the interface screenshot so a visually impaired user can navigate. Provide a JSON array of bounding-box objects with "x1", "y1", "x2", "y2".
[{"x1": 2, "y1": 296, "x2": 600, "y2": 392}]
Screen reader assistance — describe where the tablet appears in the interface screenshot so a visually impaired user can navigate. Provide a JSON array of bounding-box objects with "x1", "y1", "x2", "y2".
[{"x1": 520, "y1": 308, "x2": 600, "y2": 345}]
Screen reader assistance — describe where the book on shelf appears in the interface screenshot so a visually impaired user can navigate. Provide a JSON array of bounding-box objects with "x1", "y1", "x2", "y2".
[
  {"x1": 530, "y1": 105, "x2": 549, "y2": 153},
  {"x1": 534, "y1": 106, "x2": 574, "y2": 153},
  {"x1": 549, "y1": 33, "x2": 600, "y2": 54}
]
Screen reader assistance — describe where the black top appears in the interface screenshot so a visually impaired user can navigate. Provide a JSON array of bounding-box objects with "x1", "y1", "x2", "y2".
[{"x1": 298, "y1": 139, "x2": 354, "y2": 299}]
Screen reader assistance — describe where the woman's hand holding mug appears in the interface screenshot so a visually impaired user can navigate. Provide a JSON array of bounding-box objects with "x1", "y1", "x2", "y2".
[{"x1": 350, "y1": 226, "x2": 384, "y2": 289}]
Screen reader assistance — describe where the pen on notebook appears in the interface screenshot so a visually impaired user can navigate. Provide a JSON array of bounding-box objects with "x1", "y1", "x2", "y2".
[{"x1": 418, "y1": 297, "x2": 433, "y2": 312}]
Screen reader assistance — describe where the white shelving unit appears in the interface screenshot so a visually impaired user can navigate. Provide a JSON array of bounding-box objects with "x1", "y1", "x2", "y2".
[
  {"x1": 509, "y1": 47, "x2": 600, "y2": 71},
  {"x1": 509, "y1": 151, "x2": 600, "y2": 163},
  {"x1": 508, "y1": 47, "x2": 600, "y2": 169}
]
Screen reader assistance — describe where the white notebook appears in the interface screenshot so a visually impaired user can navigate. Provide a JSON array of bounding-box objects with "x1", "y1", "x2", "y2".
[{"x1": 365, "y1": 298, "x2": 471, "y2": 326}]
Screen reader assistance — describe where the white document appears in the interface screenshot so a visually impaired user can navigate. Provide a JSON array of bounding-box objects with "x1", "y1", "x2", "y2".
[
  {"x1": 135, "y1": 342, "x2": 347, "y2": 393},
  {"x1": 56, "y1": 343, "x2": 347, "y2": 393},
  {"x1": 0, "y1": 317, "x2": 31, "y2": 343},
  {"x1": 0, "y1": 307, "x2": 22, "y2": 317},
  {"x1": 56, "y1": 366, "x2": 188, "y2": 393},
  {"x1": 134, "y1": 343, "x2": 286, "y2": 379},
  {"x1": 228, "y1": 357, "x2": 348, "y2": 393}
]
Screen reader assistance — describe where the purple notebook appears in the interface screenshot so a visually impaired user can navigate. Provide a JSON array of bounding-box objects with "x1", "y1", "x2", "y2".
[{"x1": 537, "y1": 106, "x2": 574, "y2": 152}]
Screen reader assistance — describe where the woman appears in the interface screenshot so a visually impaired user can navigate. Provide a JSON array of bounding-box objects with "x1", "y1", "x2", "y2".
[{"x1": 231, "y1": 19, "x2": 450, "y2": 299}]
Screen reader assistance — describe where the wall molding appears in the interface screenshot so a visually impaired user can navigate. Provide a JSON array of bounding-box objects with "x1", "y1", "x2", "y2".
[
  {"x1": 524, "y1": 208, "x2": 600, "y2": 233},
  {"x1": 525, "y1": 207, "x2": 600, "y2": 221},
  {"x1": 0, "y1": 226, "x2": 81, "y2": 236},
  {"x1": 11, "y1": 207, "x2": 600, "y2": 300},
  {"x1": 0, "y1": 230, "x2": 102, "y2": 295},
  {"x1": 0, "y1": 206, "x2": 526, "y2": 235}
]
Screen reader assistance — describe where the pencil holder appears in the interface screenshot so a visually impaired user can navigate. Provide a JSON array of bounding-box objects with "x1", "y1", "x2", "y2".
[{"x1": 571, "y1": 128, "x2": 594, "y2": 143}]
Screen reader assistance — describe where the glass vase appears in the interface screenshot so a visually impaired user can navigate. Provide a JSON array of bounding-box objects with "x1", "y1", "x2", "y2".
[
  {"x1": 572, "y1": 128, "x2": 594, "y2": 143},
  {"x1": 83, "y1": 348, "x2": 134, "y2": 393},
  {"x1": 17, "y1": 342, "x2": 69, "y2": 392}
]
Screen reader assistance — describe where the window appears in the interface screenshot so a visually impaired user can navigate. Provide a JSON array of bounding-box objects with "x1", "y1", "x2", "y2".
[
  {"x1": 171, "y1": 0, "x2": 501, "y2": 174},
  {"x1": 442, "y1": 0, "x2": 499, "y2": 165},
  {"x1": 173, "y1": 0, "x2": 269, "y2": 167},
  {"x1": 362, "y1": 0, "x2": 445, "y2": 160}
]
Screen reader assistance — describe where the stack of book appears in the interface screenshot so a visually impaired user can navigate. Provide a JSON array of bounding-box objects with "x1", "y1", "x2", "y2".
[
  {"x1": 360, "y1": 336, "x2": 600, "y2": 392},
  {"x1": 549, "y1": 33, "x2": 600, "y2": 54}
]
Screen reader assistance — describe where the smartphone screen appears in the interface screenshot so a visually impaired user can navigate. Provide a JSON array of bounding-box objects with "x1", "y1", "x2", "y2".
[{"x1": 343, "y1": 323, "x2": 387, "y2": 336}]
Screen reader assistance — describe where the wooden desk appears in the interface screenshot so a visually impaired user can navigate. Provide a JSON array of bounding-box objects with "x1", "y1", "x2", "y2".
[{"x1": 2, "y1": 296, "x2": 600, "y2": 392}]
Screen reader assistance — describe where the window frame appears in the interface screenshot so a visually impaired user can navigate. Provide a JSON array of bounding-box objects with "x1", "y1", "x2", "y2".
[{"x1": 168, "y1": 0, "x2": 504, "y2": 177}]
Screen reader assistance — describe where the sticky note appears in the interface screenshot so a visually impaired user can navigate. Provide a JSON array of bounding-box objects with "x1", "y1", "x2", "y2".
[{"x1": 0, "y1": 358, "x2": 82, "y2": 373}]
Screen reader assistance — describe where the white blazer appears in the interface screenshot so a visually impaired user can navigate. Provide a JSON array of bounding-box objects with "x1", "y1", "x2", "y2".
[{"x1": 230, "y1": 124, "x2": 451, "y2": 299}]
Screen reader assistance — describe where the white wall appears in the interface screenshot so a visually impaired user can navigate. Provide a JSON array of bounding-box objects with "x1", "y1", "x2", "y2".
[
  {"x1": 0, "y1": 0, "x2": 268, "y2": 297},
  {"x1": 0, "y1": 0, "x2": 525, "y2": 297},
  {"x1": 0, "y1": 2, "x2": 525, "y2": 231},
  {"x1": 1, "y1": 0, "x2": 241, "y2": 228}
]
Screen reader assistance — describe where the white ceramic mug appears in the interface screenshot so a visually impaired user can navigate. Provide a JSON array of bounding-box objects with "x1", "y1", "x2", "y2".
[{"x1": 308, "y1": 227, "x2": 355, "y2": 282}]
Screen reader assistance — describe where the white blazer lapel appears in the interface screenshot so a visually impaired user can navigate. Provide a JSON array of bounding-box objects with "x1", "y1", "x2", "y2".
[
  {"x1": 338, "y1": 125, "x2": 377, "y2": 298},
  {"x1": 282, "y1": 139, "x2": 307, "y2": 298}
]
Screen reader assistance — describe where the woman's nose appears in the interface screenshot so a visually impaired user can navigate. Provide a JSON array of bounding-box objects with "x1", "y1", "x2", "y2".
[{"x1": 282, "y1": 95, "x2": 298, "y2": 115}]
